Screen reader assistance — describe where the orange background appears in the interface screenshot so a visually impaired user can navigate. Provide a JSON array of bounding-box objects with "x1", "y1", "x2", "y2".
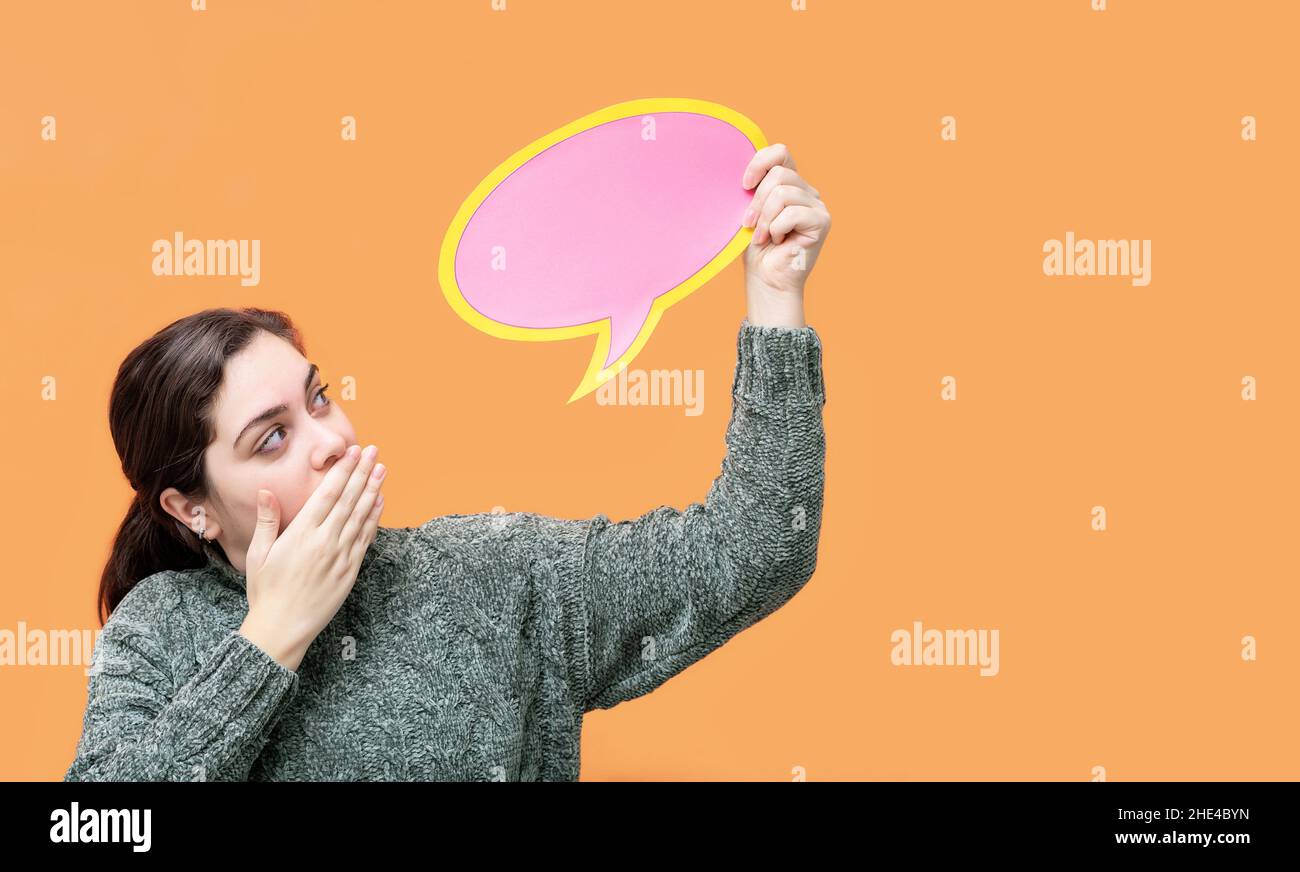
[{"x1": 2, "y1": 0, "x2": 1296, "y2": 781}]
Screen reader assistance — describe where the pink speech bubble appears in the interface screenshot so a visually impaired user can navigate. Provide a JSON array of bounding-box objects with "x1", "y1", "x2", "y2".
[{"x1": 439, "y1": 98, "x2": 766, "y2": 403}]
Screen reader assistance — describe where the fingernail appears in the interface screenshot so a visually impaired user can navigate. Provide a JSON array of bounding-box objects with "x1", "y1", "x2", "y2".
[
  {"x1": 742, "y1": 170, "x2": 753, "y2": 188},
  {"x1": 348, "y1": 445, "x2": 360, "y2": 459},
  {"x1": 742, "y1": 207, "x2": 756, "y2": 227},
  {"x1": 364, "y1": 444, "x2": 378, "y2": 460},
  {"x1": 371, "y1": 463, "x2": 386, "y2": 481}
]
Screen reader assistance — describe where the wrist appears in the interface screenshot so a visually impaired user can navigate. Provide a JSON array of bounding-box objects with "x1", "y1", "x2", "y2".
[
  {"x1": 239, "y1": 612, "x2": 309, "y2": 672},
  {"x1": 744, "y1": 283, "x2": 807, "y2": 328}
]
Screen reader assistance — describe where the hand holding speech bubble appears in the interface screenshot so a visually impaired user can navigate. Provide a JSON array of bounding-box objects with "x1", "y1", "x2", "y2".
[{"x1": 438, "y1": 97, "x2": 766, "y2": 404}]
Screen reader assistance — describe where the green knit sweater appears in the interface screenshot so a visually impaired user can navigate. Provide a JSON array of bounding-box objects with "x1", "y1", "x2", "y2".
[{"x1": 64, "y1": 319, "x2": 827, "y2": 781}]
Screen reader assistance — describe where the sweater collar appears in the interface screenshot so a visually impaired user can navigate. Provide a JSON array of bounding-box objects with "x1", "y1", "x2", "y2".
[{"x1": 201, "y1": 529, "x2": 394, "y2": 590}]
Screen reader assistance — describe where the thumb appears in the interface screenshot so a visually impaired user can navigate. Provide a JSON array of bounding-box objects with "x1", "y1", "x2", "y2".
[{"x1": 245, "y1": 489, "x2": 280, "y2": 572}]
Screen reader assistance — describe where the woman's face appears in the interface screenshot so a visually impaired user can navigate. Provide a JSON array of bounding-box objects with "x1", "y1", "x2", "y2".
[{"x1": 165, "y1": 330, "x2": 358, "y2": 571}]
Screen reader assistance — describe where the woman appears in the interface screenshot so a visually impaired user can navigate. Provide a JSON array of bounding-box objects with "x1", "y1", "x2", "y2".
[{"x1": 64, "y1": 143, "x2": 830, "y2": 781}]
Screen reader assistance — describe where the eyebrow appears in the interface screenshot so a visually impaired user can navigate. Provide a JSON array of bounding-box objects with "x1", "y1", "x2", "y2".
[{"x1": 233, "y1": 363, "x2": 319, "y2": 451}]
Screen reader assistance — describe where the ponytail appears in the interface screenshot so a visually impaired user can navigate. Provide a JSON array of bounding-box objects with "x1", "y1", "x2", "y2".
[{"x1": 97, "y1": 492, "x2": 206, "y2": 626}]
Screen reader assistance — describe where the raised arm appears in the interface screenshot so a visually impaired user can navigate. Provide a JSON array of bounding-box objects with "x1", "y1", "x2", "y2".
[
  {"x1": 567, "y1": 319, "x2": 826, "y2": 712},
  {"x1": 563, "y1": 141, "x2": 832, "y2": 712},
  {"x1": 64, "y1": 585, "x2": 300, "y2": 781}
]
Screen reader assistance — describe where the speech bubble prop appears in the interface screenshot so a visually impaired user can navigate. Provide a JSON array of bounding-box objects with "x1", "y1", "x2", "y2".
[{"x1": 439, "y1": 97, "x2": 767, "y2": 403}]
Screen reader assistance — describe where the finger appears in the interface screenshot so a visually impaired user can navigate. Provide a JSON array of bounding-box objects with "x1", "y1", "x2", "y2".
[
  {"x1": 767, "y1": 204, "x2": 828, "y2": 247},
  {"x1": 297, "y1": 443, "x2": 362, "y2": 528},
  {"x1": 743, "y1": 165, "x2": 815, "y2": 235},
  {"x1": 339, "y1": 458, "x2": 385, "y2": 549},
  {"x1": 349, "y1": 494, "x2": 384, "y2": 566},
  {"x1": 245, "y1": 489, "x2": 281, "y2": 573},
  {"x1": 753, "y1": 185, "x2": 818, "y2": 246},
  {"x1": 323, "y1": 444, "x2": 380, "y2": 540},
  {"x1": 741, "y1": 143, "x2": 797, "y2": 190}
]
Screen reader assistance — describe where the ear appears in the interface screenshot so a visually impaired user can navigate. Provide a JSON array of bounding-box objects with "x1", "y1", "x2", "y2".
[{"x1": 159, "y1": 487, "x2": 221, "y2": 541}]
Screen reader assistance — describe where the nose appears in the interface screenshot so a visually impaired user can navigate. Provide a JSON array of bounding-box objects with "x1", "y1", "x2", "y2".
[{"x1": 315, "y1": 432, "x2": 351, "y2": 472}]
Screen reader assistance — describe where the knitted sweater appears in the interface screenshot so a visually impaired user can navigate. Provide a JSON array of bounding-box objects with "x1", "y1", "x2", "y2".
[{"x1": 64, "y1": 319, "x2": 827, "y2": 781}]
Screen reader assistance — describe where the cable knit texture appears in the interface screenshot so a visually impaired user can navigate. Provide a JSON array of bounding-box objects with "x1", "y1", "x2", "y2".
[{"x1": 64, "y1": 319, "x2": 827, "y2": 781}]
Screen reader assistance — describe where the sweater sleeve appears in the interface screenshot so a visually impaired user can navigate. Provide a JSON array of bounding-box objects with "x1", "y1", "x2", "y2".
[
  {"x1": 565, "y1": 318, "x2": 827, "y2": 713},
  {"x1": 63, "y1": 593, "x2": 301, "y2": 782}
]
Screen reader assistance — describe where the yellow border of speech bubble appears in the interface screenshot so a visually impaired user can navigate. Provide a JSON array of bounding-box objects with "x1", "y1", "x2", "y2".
[{"x1": 438, "y1": 97, "x2": 767, "y2": 404}]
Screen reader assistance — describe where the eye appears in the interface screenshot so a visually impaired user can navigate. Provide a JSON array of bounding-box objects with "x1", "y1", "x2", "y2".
[
  {"x1": 257, "y1": 426, "x2": 286, "y2": 454},
  {"x1": 256, "y1": 385, "x2": 332, "y2": 455}
]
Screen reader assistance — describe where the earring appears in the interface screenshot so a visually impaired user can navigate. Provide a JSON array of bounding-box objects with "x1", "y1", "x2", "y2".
[{"x1": 197, "y1": 524, "x2": 207, "y2": 542}]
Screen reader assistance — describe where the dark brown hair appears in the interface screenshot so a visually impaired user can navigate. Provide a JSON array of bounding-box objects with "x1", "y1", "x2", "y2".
[{"x1": 98, "y1": 307, "x2": 305, "y2": 625}]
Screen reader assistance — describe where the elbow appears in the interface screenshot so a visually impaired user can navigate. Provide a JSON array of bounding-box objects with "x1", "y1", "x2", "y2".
[
  {"x1": 63, "y1": 760, "x2": 94, "y2": 782},
  {"x1": 788, "y1": 547, "x2": 820, "y2": 598},
  {"x1": 757, "y1": 535, "x2": 821, "y2": 613},
  {"x1": 63, "y1": 750, "x2": 111, "y2": 781},
  {"x1": 63, "y1": 752, "x2": 134, "y2": 782}
]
